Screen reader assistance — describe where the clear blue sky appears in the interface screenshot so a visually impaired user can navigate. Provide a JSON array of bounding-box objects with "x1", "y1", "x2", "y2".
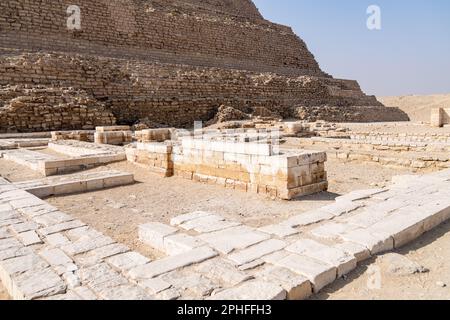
[{"x1": 253, "y1": 0, "x2": 450, "y2": 96}]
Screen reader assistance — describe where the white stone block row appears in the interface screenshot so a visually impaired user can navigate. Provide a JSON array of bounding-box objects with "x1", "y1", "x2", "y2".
[
  {"x1": 198, "y1": 226, "x2": 270, "y2": 255},
  {"x1": 209, "y1": 280, "x2": 286, "y2": 300},
  {"x1": 181, "y1": 138, "x2": 273, "y2": 156},
  {"x1": 286, "y1": 239, "x2": 357, "y2": 277},
  {"x1": 128, "y1": 246, "x2": 218, "y2": 280}
]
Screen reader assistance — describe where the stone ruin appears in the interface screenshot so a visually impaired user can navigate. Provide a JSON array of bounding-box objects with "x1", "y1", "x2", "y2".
[
  {"x1": 431, "y1": 108, "x2": 450, "y2": 127},
  {"x1": 1, "y1": 0, "x2": 449, "y2": 302},
  {"x1": 127, "y1": 128, "x2": 328, "y2": 200},
  {"x1": 0, "y1": 0, "x2": 409, "y2": 133}
]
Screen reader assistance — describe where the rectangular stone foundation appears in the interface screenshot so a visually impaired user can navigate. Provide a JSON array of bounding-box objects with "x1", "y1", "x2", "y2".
[{"x1": 126, "y1": 136, "x2": 328, "y2": 200}]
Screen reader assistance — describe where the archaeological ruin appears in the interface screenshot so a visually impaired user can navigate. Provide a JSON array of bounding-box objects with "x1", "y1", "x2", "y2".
[
  {"x1": 0, "y1": 0, "x2": 449, "y2": 302},
  {"x1": 0, "y1": 0, "x2": 410, "y2": 133}
]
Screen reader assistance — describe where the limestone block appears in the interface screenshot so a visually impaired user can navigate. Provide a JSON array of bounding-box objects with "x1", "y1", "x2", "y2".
[
  {"x1": 39, "y1": 248, "x2": 75, "y2": 274},
  {"x1": 94, "y1": 283, "x2": 150, "y2": 300},
  {"x1": 255, "y1": 266, "x2": 312, "y2": 300},
  {"x1": 96, "y1": 126, "x2": 131, "y2": 133},
  {"x1": 209, "y1": 280, "x2": 286, "y2": 300},
  {"x1": 198, "y1": 226, "x2": 270, "y2": 254},
  {"x1": 163, "y1": 233, "x2": 206, "y2": 256},
  {"x1": 73, "y1": 286, "x2": 98, "y2": 300},
  {"x1": 336, "y1": 188, "x2": 386, "y2": 202},
  {"x1": 258, "y1": 224, "x2": 300, "y2": 238},
  {"x1": 9, "y1": 197, "x2": 44, "y2": 210},
  {"x1": 162, "y1": 271, "x2": 218, "y2": 297},
  {"x1": 138, "y1": 277, "x2": 171, "y2": 295},
  {"x1": 10, "y1": 268, "x2": 67, "y2": 300},
  {"x1": 195, "y1": 259, "x2": 253, "y2": 286},
  {"x1": 61, "y1": 232, "x2": 115, "y2": 256},
  {"x1": 106, "y1": 252, "x2": 150, "y2": 272},
  {"x1": 128, "y1": 246, "x2": 218, "y2": 280},
  {"x1": 170, "y1": 211, "x2": 215, "y2": 226},
  {"x1": 344, "y1": 209, "x2": 393, "y2": 228},
  {"x1": 45, "y1": 234, "x2": 78, "y2": 248},
  {"x1": 74, "y1": 243, "x2": 130, "y2": 266},
  {"x1": 0, "y1": 227, "x2": 12, "y2": 240},
  {"x1": 286, "y1": 239, "x2": 357, "y2": 277},
  {"x1": 274, "y1": 254, "x2": 337, "y2": 292},
  {"x1": 228, "y1": 239, "x2": 287, "y2": 266},
  {"x1": 340, "y1": 229, "x2": 394, "y2": 255},
  {"x1": 137, "y1": 129, "x2": 172, "y2": 142},
  {"x1": 18, "y1": 203, "x2": 59, "y2": 218},
  {"x1": 178, "y1": 215, "x2": 241, "y2": 233},
  {"x1": 139, "y1": 222, "x2": 178, "y2": 251},
  {"x1": 33, "y1": 211, "x2": 74, "y2": 227},
  {"x1": 319, "y1": 201, "x2": 362, "y2": 217},
  {"x1": 282, "y1": 209, "x2": 334, "y2": 228},
  {"x1": 38, "y1": 220, "x2": 86, "y2": 236},
  {"x1": 311, "y1": 222, "x2": 359, "y2": 240},
  {"x1": 0, "y1": 245, "x2": 33, "y2": 262},
  {"x1": 0, "y1": 254, "x2": 49, "y2": 277},
  {"x1": 8, "y1": 221, "x2": 39, "y2": 234},
  {"x1": 17, "y1": 230, "x2": 43, "y2": 246},
  {"x1": 335, "y1": 242, "x2": 371, "y2": 263}
]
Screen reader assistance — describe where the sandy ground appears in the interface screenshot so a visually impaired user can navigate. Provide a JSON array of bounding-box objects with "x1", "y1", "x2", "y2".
[{"x1": 379, "y1": 94, "x2": 450, "y2": 122}]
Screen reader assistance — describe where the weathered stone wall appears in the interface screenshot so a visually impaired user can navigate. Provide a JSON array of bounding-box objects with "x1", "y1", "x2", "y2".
[
  {"x1": 0, "y1": 85, "x2": 115, "y2": 133},
  {"x1": 0, "y1": 53, "x2": 405, "y2": 130},
  {"x1": 125, "y1": 137, "x2": 329, "y2": 200},
  {"x1": 0, "y1": 0, "x2": 409, "y2": 132},
  {"x1": 0, "y1": 0, "x2": 323, "y2": 76}
]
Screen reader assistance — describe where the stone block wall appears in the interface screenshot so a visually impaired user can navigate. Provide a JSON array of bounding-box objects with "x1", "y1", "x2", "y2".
[
  {"x1": 0, "y1": 0, "x2": 410, "y2": 132},
  {"x1": 94, "y1": 126, "x2": 133, "y2": 145},
  {"x1": 0, "y1": 53, "x2": 407, "y2": 131},
  {"x1": 126, "y1": 143, "x2": 174, "y2": 177},
  {"x1": 0, "y1": 0, "x2": 323, "y2": 76},
  {"x1": 51, "y1": 131, "x2": 95, "y2": 142},
  {"x1": 0, "y1": 85, "x2": 115, "y2": 133},
  {"x1": 126, "y1": 134, "x2": 328, "y2": 199}
]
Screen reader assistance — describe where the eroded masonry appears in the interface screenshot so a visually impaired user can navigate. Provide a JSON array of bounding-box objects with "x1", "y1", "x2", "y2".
[
  {"x1": 0, "y1": 0, "x2": 409, "y2": 133},
  {"x1": 0, "y1": 0, "x2": 449, "y2": 301}
]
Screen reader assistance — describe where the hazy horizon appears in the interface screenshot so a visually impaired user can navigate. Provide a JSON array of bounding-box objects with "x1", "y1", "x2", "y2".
[{"x1": 253, "y1": 0, "x2": 450, "y2": 97}]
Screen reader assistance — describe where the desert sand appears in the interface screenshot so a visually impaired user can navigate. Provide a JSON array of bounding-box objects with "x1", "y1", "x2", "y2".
[{"x1": 379, "y1": 94, "x2": 450, "y2": 122}]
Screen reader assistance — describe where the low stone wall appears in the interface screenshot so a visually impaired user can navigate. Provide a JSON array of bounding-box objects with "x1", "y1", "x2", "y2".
[
  {"x1": 51, "y1": 131, "x2": 95, "y2": 143},
  {"x1": 94, "y1": 126, "x2": 133, "y2": 146},
  {"x1": 126, "y1": 135, "x2": 328, "y2": 200},
  {"x1": 126, "y1": 143, "x2": 174, "y2": 177},
  {"x1": 349, "y1": 131, "x2": 450, "y2": 144}
]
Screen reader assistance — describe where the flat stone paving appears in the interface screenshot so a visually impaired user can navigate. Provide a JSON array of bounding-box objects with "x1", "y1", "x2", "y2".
[
  {"x1": 12, "y1": 171, "x2": 135, "y2": 198},
  {"x1": 1, "y1": 140, "x2": 127, "y2": 176},
  {"x1": 1, "y1": 169, "x2": 450, "y2": 300},
  {"x1": 0, "y1": 139, "x2": 49, "y2": 150}
]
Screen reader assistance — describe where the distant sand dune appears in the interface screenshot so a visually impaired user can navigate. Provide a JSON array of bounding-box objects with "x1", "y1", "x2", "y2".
[{"x1": 378, "y1": 94, "x2": 450, "y2": 122}]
